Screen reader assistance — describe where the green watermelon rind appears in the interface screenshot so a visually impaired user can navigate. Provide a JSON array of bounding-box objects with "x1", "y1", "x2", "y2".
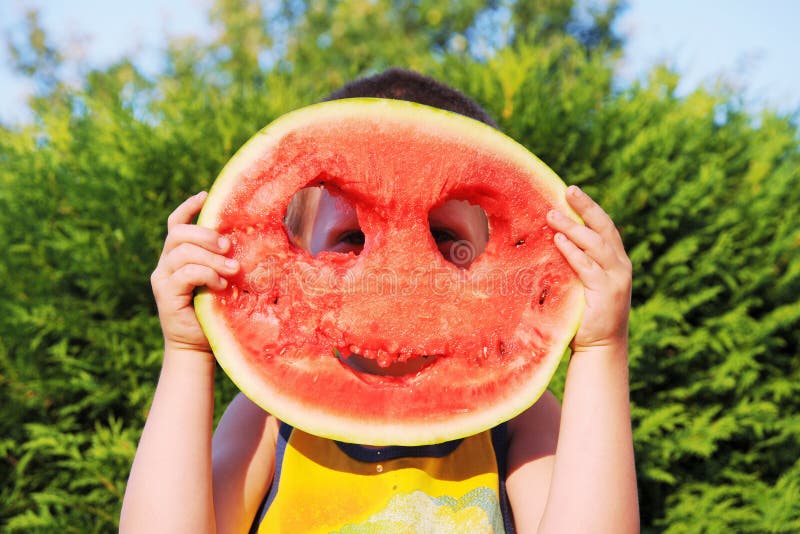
[{"x1": 195, "y1": 98, "x2": 584, "y2": 445}]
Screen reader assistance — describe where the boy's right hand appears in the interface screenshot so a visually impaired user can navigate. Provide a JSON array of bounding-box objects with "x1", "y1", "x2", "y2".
[{"x1": 150, "y1": 192, "x2": 240, "y2": 354}]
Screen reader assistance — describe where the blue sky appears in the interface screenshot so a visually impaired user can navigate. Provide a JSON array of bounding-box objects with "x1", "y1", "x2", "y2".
[{"x1": 1, "y1": 0, "x2": 798, "y2": 124}]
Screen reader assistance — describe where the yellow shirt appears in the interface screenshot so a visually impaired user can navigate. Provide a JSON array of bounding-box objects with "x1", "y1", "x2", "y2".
[{"x1": 251, "y1": 423, "x2": 513, "y2": 533}]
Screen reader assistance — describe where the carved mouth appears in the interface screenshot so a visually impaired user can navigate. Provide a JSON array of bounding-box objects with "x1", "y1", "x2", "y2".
[{"x1": 334, "y1": 348, "x2": 439, "y2": 378}]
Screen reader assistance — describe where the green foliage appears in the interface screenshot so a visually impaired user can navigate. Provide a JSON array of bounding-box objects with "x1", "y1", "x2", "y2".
[{"x1": 1, "y1": 0, "x2": 798, "y2": 531}]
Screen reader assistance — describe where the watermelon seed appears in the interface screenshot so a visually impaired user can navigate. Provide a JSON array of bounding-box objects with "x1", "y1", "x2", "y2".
[
  {"x1": 516, "y1": 238, "x2": 526, "y2": 247},
  {"x1": 538, "y1": 288, "x2": 549, "y2": 305},
  {"x1": 273, "y1": 297, "x2": 278, "y2": 304},
  {"x1": 498, "y1": 341, "x2": 506, "y2": 355}
]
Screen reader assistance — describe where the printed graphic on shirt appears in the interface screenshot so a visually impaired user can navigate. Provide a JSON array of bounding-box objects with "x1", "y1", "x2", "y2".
[
  {"x1": 333, "y1": 487, "x2": 500, "y2": 533},
  {"x1": 257, "y1": 427, "x2": 506, "y2": 533}
]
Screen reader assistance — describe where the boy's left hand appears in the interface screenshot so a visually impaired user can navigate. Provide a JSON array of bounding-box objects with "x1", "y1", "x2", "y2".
[{"x1": 546, "y1": 185, "x2": 632, "y2": 352}]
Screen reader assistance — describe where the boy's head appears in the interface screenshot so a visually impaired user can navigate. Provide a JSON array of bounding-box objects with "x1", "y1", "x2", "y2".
[
  {"x1": 287, "y1": 68, "x2": 492, "y2": 267},
  {"x1": 324, "y1": 67, "x2": 498, "y2": 129}
]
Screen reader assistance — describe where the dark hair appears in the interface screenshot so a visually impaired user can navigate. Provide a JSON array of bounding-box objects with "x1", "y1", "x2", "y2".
[{"x1": 324, "y1": 67, "x2": 498, "y2": 129}]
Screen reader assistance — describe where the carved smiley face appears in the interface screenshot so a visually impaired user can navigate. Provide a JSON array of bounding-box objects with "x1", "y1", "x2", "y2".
[
  {"x1": 293, "y1": 186, "x2": 490, "y2": 378},
  {"x1": 195, "y1": 99, "x2": 584, "y2": 445}
]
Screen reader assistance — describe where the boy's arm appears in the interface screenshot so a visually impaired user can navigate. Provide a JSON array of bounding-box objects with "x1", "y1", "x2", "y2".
[
  {"x1": 539, "y1": 342, "x2": 637, "y2": 533},
  {"x1": 120, "y1": 349, "x2": 218, "y2": 533},
  {"x1": 212, "y1": 393, "x2": 279, "y2": 533},
  {"x1": 122, "y1": 361, "x2": 278, "y2": 534},
  {"x1": 505, "y1": 392, "x2": 561, "y2": 530},
  {"x1": 121, "y1": 193, "x2": 238, "y2": 533},
  {"x1": 506, "y1": 186, "x2": 639, "y2": 533}
]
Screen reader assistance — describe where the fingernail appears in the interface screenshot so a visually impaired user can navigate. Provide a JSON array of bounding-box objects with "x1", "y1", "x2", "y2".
[
  {"x1": 569, "y1": 185, "x2": 583, "y2": 197},
  {"x1": 548, "y1": 210, "x2": 562, "y2": 221},
  {"x1": 554, "y1": 232, "x2": 566, "y2": 242},
  {"x1": 219, "y1": 277, "x2": 228, "y2": 288},
  {"x1": 225, "y1": 259, "x2": 239, "y2": 270},
  {"x1": 218, "y1": 237, "x2": 230, "y2": 250}
]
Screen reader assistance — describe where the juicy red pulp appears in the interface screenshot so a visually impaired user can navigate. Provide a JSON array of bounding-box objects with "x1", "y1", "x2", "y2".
[
  {"x1": 217, "y1": 173, "x2": 565, "y2": 382},
  {"x1": 198, "y1": 103, "x2": 583, "y2": 443}
]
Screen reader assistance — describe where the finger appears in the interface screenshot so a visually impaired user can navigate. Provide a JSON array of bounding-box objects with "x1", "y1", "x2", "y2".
[
  {"x1": 167, "y1": 192, "x2": 208, "y2": 231},
  {"x1": 564, "y1": 186, "x2": 625, "y2": 251},
  {"x1": 547, "y1": 209, "x2": 618, "y2": 269},
  {"x1": 553, "y1": 232, "x2": 606, "y2": 289},
  {"x1": 160, "y1": 242, "x2": 240, "y2": 277},
  {"x1": 151, "y1": 262, "x2": 227, "y2": 303},
  {"x1": 163, "y1": 223, "x2": 230, "y2": 257},
  {"x1": 170, "y1": 264, "x2": 229, "y2": 294}
]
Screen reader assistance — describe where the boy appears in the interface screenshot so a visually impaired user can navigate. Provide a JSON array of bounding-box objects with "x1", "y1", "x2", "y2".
[{"x1": 120, "y1": 69, "x2": 639, "y2": 533}]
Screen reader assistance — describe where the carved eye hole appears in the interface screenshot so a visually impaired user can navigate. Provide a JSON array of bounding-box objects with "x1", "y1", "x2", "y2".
[
  {"x1": 285, "y1": 185, "x2": 363, "y2": 256},
  {"x1": 428, "y1": 199, "x2": 489, "y2": 269}
]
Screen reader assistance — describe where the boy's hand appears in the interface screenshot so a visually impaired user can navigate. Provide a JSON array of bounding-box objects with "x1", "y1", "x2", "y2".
[
  {"x1": 546, "y1": 186, "x2": 632, "y2": 353},
  {"x1": 150, "y1": 192, "x2": 240, "y2": 355}
]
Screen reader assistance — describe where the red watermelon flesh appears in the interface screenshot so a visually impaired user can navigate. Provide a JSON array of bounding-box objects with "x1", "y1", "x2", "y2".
[{"x1": 195, "y1": 98, "x2": 584, "y2": 445}]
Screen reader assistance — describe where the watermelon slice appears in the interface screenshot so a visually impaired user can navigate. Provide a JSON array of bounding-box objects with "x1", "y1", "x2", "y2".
[{"x1": 196, "y1": 98, "x2": 584, "y2": 445}]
